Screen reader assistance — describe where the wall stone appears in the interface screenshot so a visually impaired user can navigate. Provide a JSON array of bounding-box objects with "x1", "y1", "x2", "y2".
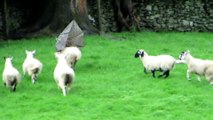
[{"x1": 88, "y1": 0, "x2": 213, "y2": 32}]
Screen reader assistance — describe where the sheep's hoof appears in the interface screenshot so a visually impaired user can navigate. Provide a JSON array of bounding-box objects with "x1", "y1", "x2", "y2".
[
  {"x1": 158, "y1": 75, "x2": 163, "y2": 78},
  {"x1": 32, "y1": 80, "x2": 36, "y2": 84},
  {"x1": 62, "y1": 88, "x2": 67, "y2": 96},
  {"x1": 10, "y1": 87, "x2": 16, "y2": 92},
  {"x1": 12, "y1": 87, "x2": 16, "y2": 92},
  {"x1": 164, "y1": 75, "x2": 169, "y2": 78}
]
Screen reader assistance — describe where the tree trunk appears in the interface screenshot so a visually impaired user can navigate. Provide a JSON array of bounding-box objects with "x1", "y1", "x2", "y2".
[
  {"x1": 0, "y1": 0, "x2": 98, "y2": 39},
  {"x1": 2, "y1": 0, "x2": 9, "y2": 40},
  {"x1": 97, "y1": 0, "x2": 103, "y2": 34},
  {"x1": 70, "y1": 0, "x2": 98, "y2": 34},
  {"x1": 111, "y1": 0, "x2": 140, "y2": 32}
]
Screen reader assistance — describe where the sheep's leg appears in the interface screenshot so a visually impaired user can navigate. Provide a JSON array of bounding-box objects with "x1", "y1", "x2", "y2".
[
  {"x1": 158, "y1": 73, "x2": 164, "y2": 78},
  {"x1": 56, "y1": 81, "x2": 60, "y2": 89},
  {"x1": 208, "y1": 77, "x2": 213, "y2": 85},
  {"x1": 209, "y1": 78, "x2": 213, "y2": 85},
  {"x1": 158, "y1": 70, "x2": 170, "y2": 78},
  {"x1": 73, "y1": 60, "x2": 77, "y2": 68},
  {"x1": 59, "y1": 80, "x2": 67, "y2": 96},
  {"x1": 12, "y1": 84, "x2": 17, "y2": 92},
  {"x1": 158, "y1": 71, "x2": 166, "y2": 78},
  {"x1": 9, "y1": 79, "x2": 17, "y2": 92},
  {"x1": 62, "y1": 87, "x2": 66, "y2": 96},
  {"x1": 23, "y1": 69, "x2": 26, "y2": 76},
  {"x1": 196, "y1": 75, "x2": 201, "y2": 82},
  {"x1": 3, "y1": 82, "x2": 6, "y2": 86},
  {"x1": 67, "y1": 86, "x2": 71, "y2": 91},
  {"x1": 187, "y1": 69, "x2": 191, "y2": 80},
  {"x1": 31, "y1": 77, "x2": 34, "y2": 84},
  {"x1": 67, "y1": 80, "x2": 73, "y2": 91},
  {"x1": 164, "y1": 70, "x2": 170, "y2": 78},
  {"x1": 151, "y1": 69, "x2": 155, "y2": 78},
  {"x1": 32, "y1": 74, "x2": 37, "y2": 84},
  {"x1": 144, "y1": 67, "x2": 147, "y2": 74}
]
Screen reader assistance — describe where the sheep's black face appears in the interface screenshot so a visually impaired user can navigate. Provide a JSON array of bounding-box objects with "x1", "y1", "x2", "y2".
[{"x1": 135, "y1": 50, "x2": 144, "y2": 58}]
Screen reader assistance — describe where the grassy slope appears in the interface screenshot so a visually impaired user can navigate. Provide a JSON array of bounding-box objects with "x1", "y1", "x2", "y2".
[{"x1": 0, "y1": 32, "x2": 213, "y2": 120}]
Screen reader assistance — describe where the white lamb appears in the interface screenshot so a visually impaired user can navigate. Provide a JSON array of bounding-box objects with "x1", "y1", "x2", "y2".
[
  {"x1": 23, "y1": 50, "x2": 43, "y2": 84},
  {"x1": 135, "y1": 49, "x2": 181, "y2": 78},
  {"x1": 179, "y1": 50, "x2": 213, "y2": 84},
  {"x1": 60, "y1": 46, "x2": 81, "y2": 68},
  {"x1": 2, "y1": 57, "x2": 21, "y2": 91},
  {"x1": 54, "y1": 52, "x2": 75, "y2": 96}
]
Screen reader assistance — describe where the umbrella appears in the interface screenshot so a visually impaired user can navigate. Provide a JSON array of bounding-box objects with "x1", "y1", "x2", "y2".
[{"x1": 56, "y1": 20, "x2": 84, "y2": 51}]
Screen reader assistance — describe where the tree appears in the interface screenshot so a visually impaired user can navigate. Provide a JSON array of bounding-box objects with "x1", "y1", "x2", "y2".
[
  {"x1": 2, "y1": 0, "x2": 9, "y2": 40},
  {"x1": 70, "y1": 0, "x2": 98, "y2": 34},
  {"x1": 111, "y1": 0, "x2": 141, "y2": 32},
  {"x1": 0, "y1": 0, "x2": 97, "y2": 39}
]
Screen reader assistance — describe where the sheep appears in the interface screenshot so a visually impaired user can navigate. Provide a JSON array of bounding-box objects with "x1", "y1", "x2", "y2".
[
  {"x1": 179, "y1": 50, "x2": 213, "y2": 84},
  {"x1": 54, "y1": 52, "x2": 75, "y2": 96},
  {"x1": 60, "y1": 46, "x2": 81, "y2": 68},
  {"x1": 134, "y1": 49, "x2": 180, "y2": 78},
  {"x1": 22, "y1": 50, "x2": 43, "y2": 84},
  {"x1": 2, "y1": 57, "x2": 21, "y2": 92}
]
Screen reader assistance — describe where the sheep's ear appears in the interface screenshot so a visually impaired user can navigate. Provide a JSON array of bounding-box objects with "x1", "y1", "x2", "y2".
[
  {"x1": 10, "y1": 57, "x2": 13, "y2": 60},
  {"x1": 141, "y1": 51, "x2": 144, "y2": 57},
  {"x1": 55, "y1": 52, "x2": 60, "y2": 59},
  {"x1": 32, "y1": 50, "x2": 36, "y2": 54},
  {"x1": 135, "y1": 50, "x2": 139, "y2": 58},
  {"x1": 25, "y1": 50, "x2": 29, "y2": 54},
  {"x1": 187, "y1": 50, "x2": 190, "y2": 53}
]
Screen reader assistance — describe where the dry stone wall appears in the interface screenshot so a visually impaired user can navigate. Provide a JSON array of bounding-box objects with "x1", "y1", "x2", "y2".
[{"x1": 89, "y1": 0, "x2": 213, "y2": 32}]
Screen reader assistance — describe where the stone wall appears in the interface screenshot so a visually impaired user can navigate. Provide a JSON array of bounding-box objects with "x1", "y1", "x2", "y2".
[
  {"x1": 1, "y1": 0, "x2": 212, "y2": 38},
  {"x1": 88, "y1": 0, "x2": 213, "y2": 32}
]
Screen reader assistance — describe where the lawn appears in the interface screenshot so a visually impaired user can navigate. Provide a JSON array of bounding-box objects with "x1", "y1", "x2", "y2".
[{"x1": 0, "y1": 32, "x2": 213, "y2": 120}]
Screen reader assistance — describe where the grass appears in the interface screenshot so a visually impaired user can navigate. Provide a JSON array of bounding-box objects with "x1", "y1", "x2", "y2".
[{"x1": 0, "y1": 32, "x2": 213, "y2": 120}]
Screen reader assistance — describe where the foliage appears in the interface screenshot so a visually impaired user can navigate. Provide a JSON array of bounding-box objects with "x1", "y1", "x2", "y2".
[{"x1": 0, "y1": 32, "x2": 213, "y2": 120}]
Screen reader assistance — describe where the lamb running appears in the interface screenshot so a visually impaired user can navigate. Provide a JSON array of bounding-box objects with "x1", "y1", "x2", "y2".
[
  {"x1": 22, "y1": 50, "x2": 43, "y2": 84},
  {"x1": 60, "y1": 46, "x2": 81, "y2": 68},
  {"x1": 179, "y1": 50, "x2": 213, "y2": 84},
  {"x1": 54, "y1": 52, "x2": 75, "y2": 96},
  {"x1": 2, "y1": 57, "x2": 21, "y2": 91},
  {"x1": 135, "y1": 49, "x2": 180, "y2": 78}
]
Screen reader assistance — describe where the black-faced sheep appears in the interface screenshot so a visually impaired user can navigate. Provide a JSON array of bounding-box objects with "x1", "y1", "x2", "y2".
[{"x1": 135, "y1": 49, "x2": 178, "y2": 78}]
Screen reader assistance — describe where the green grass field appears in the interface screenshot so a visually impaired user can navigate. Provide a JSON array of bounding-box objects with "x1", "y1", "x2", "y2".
[{"x1": 0, "y1": 32, "x2": 213, "y2": 120}]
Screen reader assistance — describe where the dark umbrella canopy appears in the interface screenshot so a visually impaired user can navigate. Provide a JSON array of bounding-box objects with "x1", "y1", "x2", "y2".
[{"x1": 56, "y1": 20, "x2": 84, "y2": 51}]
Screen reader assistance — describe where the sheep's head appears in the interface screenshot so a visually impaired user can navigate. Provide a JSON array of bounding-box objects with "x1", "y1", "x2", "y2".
[
  {"x1": 4, "y1": 57, "x2": 13, "y2": 65},
  {"x1": 26, "y1": 50, "x2": 36, "y2": 58},
  {"x1": 135, "y1": 49, "x2": 145, "y2": 58},
  {"x1": 55, "y1": 52, "x2": 67, "y2": 61},
  {"x1": 179, "y1": 50, "x2": 189, "y2": 60}
]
